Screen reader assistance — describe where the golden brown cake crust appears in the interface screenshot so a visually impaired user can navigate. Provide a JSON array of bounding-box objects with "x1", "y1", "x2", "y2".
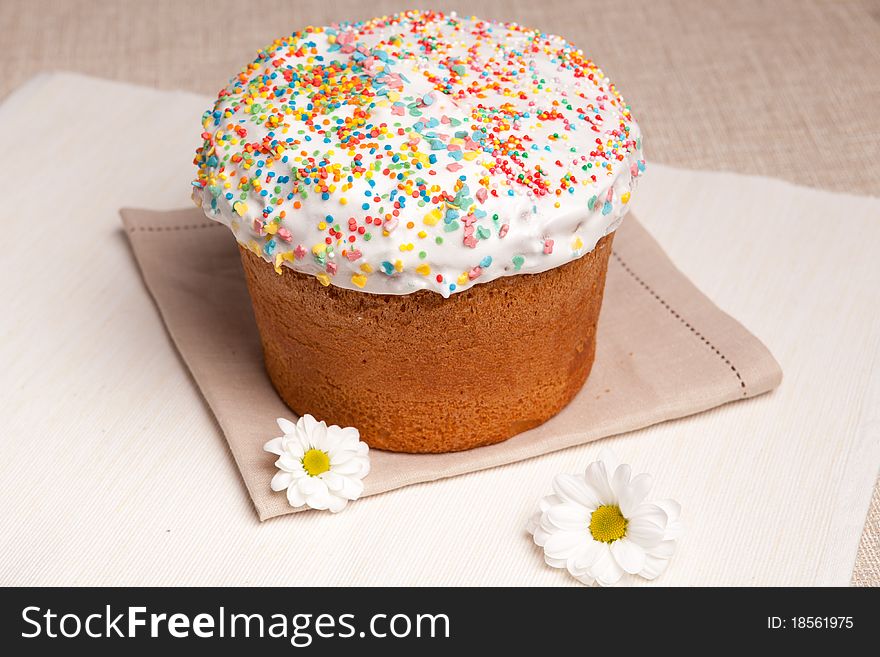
[{"x1": 239, "y1": 233, "x2": 614, "y2": 453}]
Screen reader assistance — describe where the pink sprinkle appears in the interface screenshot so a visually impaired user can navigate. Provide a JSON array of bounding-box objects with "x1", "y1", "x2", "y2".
[
  {"x1": 326, "y1": 261, "x2": 338, "y2": 274},
  {"x1": 468, "y1": 266, "x2": 483, "y2": 280},
  {"x1": 446, "y1": 163, "x2": 463, "y2": 172},
  {"x1": 277, "y1": 227, "x2": 293, "y2": 242},
  {"x1": 440, "y1": 115, "x2": 451, "y2": 124},
  {"x1": 543, "y1": 239, "x2": 554, "y2": 254},
  {"x1": 252, "y1": 218, "x2": 264, "y2": 235},
  {"x1": 476, "y1": 188, "x2": 488, "y2": 204},
  {"x1": 345, "y1": 249, "x2": 362, "y2": 261},
  {"x1": 384, "y1": 218, "x2": 399, "y2": 232},
  {"x1": 606, "y1": 187, "x2": 614, "y2": 201},
  {"x1": 631, "y1": 163, "x2": 639, "y2": 177},
  {"x1": 391, "y1": 105, "x2": 405, "y2": 116},
  {"x1": 499, "y1": 224, "x2": 509, "y2": 238},
  {"x1": 294, "y1": 245, "x2": 307, "y2": 259}
]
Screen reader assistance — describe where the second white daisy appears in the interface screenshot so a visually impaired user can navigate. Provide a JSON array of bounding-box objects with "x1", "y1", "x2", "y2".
[
  {"x1": 527, "y1": 448, "x2": 682, "y2": 586},
  {"x1": 264, "y1": 414, "x2": 370, "y2": 513}
]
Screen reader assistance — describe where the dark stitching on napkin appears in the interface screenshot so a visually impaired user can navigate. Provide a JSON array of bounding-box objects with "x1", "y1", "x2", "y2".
[
  {"x1": 127, "y1": 223, "x2": 222, "y2": 233},
  {"x1": 612, "y1": 251, "x2": 747, "y2": 397}
]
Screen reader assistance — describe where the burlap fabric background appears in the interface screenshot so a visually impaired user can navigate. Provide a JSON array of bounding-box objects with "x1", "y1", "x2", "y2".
[{"x1": 1, "y1": 0, "x2": 876, "y2": 585}]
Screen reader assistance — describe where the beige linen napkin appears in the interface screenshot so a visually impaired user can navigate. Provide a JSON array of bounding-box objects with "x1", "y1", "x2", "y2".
[{"x1": 121, "y1": 208, "x2": 781, "y2": 520}]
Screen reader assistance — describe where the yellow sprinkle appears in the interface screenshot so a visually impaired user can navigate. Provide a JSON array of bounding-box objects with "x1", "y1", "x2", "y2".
[
  {"x1": 417, "y1": 230, "x2": 427, "y2": 239},
  {"x1": 573, "y1": 237, "x2": 583, "y2": 251},
  {"x1": 232, "y1": 201, "x2": 248, "y2": 215},
  {"x1": 351, "y1": 273, "x2": 367, "y2": 288},
  {"x1": 457, "y1": 273, "x2": 469, "y2": 286},
  {"x1": 394, "y1": 259, "x2": 403, "y2": 272},
  {"x1": 339, "y1": 197, "x2": 348, "y2": 205},
  {"x1": 312, "y1": 243, "x2": 326, "y2": 255},
  {"x1": 274, "y1": 254, "x2": 284, "y2": 274},
  {"x1": 315, "y1": 272, "x2": 330, "y2": 286},
  {"x1": 462, "y1": 151, "x2": 478, "y2": 161},
  {"x1": 416, "y1": 264, "x2": 431, "y2": 276},
  {"x1": 621, "y1": 192, "x2": 631, "y2": 204},
  {"x1": 264, "y1": 222, "x2": 278, "y2": 235},
  {"x1": 360, "y1": 263, "x2": 373, "y2": 273},
  {"x1": 317, "y1": 221, "x2": 327, "y2": 230},
  {"x1": 423, "y1": 208, "x2": 442, "y2": 226}
]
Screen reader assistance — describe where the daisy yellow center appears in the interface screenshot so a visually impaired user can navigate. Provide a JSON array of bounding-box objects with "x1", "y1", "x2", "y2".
[
  {"x1": 589, "y1": 505, "x2": 628, "y2": 543},
  {"x1": 302, "y1": 448, "x2": 330, "y2": 477}
]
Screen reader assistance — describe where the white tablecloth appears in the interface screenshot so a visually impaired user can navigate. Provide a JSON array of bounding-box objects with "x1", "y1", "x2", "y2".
[{"x1": 1, "y1": 74, "x2": 877, "y2": 585}]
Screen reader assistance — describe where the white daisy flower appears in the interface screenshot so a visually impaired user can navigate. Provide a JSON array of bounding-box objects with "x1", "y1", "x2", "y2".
[
  {"x1": 264, "y1": 415, "x2": 370, "y2": 513},
  {"x1": 527, "y1": 448, "x2": 683, "y2": 586}
]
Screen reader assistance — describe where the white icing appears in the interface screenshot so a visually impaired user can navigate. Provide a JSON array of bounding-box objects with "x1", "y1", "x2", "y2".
[{"x1": 193, "y1": 11, "x2": 644, "y2": 296}]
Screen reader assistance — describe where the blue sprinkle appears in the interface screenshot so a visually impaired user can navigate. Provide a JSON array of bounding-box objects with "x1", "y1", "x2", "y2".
[
  {"x1": 602, "y1": 201, "x2": 613, "y2": 215},
  {"x1": 479, "y1": 256, "x2": 493, "y2": 268}
]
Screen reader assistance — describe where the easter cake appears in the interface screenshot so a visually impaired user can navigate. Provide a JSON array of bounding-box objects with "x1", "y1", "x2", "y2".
[{"x1": 192, "y1": 10, "x2": 644, "y2": 452}]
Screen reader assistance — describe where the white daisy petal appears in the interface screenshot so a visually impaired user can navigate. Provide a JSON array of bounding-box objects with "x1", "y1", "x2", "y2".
[
  {"x1": 619, "y1": 472, "x2": 653, "y2": 517},
  {"x1": 610, "y1": 463, "x2": 632, "y2": 501},
  {"x1": 568, "y1": 538, "x2": 604, "y2": 575},
  {"x1": 338, "y1": 476, "x2": 364, "y2": 500},
  {"x1": 276, "y1": 417, "x2": 298, "y2": 435},
  {"x1": 584, "y1": 460, "x2": 616, "y2": 505},
  {"x1": 301, "y1": 414, "x2": 319, "y2": 433},
  {"x1": 532, "y1": 526, "x2": 551, "y2": 547},
  {"x1": 263, "y1": 437, "x2": 284, "y2": 455},
  {"x1": 286, "y1": 483, "x2": 305, "y2": 507},
  {"x1": 276, "y1": 454, "x2": 302, "y2": 473},
  {"x1": 332, "y1": 458, "x2": 368, "y2": 475},
  {"x1": 299, "y1": 476, "x2": 324, "y2": 496},
  {"x1": 526, "y1": 511, "x2": 542, "y2": 536},
  {"x1": 270, "y1": 471, "x2": 293, "y2": 492},
  {"x1": 639, "y1": 553, "x2": 671, "y2": 580},
  {"x1": 590, "y1": 545, "x2": 625, "y2": 586},
  {"x1": 545, "y1": 554, "x2": 567, "y2": 569},
  {"x1": 627, "y1": 507, "x2": 667, "y2": 549},
  {"x1": 321, "y1": 471, "x2": 346, "y2": 492},
  {"x1": 543, "y1": 530, "x2": 586, "y2": 560},
  {"x1": 553, "y1": 473, "x2": 601, "y2": 509},
  {"x1": 326, "y1": 495, "x2": 348, "y2": 513},
  {"x1": 654, "y1": 499, "x2": 685, "y2": 540},
  {"x1": 546, "y1": 503, "x2": 591, "y2": 531},
  {"x1": 538, "y1": 494, "x2": 562, "y2": 513},
  {"x1": 645, "y1": 539, "x2": 676, "y2": 560},
  {"x1": 629, "y1": 502, "x2": 668, "y2": 526},
  {"x1": 610, "y1": 538, "x2": 646, "y2": 575},
  {"x1": 573, "y1": 571, "x2": 596, "y2": 586},
  {"x1": 304, "y1": 477, "x2": 331, "y2": 506}
]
